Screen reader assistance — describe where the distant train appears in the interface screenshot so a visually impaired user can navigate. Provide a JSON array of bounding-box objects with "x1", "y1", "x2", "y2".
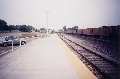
[{"x1": 63, "y1": 25, "x2": 120, "y2": 38}]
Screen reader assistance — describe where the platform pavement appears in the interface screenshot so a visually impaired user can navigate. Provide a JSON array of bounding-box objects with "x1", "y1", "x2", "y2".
[{"x1": 0, "y1": 34, "x2": 97, "y2": 79}]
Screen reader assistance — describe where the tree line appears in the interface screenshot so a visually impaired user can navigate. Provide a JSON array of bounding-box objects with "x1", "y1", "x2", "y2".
[{"x1": 0, "y1": 19, "x2": 37, "y2": 32}]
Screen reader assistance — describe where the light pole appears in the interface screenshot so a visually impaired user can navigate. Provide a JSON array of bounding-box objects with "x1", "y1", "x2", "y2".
[
  {"x1": 11, "y1": 40, "x2": 14, "y2": 52},
  {"x1": 45, "y1": 10, "x2": 49, "y2": 33}
]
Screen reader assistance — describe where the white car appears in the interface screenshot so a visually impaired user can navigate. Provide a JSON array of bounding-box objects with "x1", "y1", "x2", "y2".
[{"x1": 0, "y1": 35, "x2": 26, "y2": 47}]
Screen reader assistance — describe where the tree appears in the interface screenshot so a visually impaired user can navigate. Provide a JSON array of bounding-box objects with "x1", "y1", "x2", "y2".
[
  {"x1": 19, "y1": 25, "x2": 34, "y2": 32},
  {"x1": 0, "y1": 19, "x2": 8, "y2": 31},
  {"x1": 72, "y1": 26, "x2": 78, "y2": 32},
  {"x1": 40, "y1": 28, "x2": 47, "y2": 33},
  {"x1": 63, "y1": 26, "x2": 67, "y2": 32},
  {"x1": 8, "y1": 25, "x2": 18, "y2": 31}
]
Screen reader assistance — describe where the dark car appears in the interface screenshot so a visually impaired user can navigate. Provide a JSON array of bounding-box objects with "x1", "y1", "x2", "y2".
[{"x1": 0, "y1": 35, "x2": 26, "y2": 47}]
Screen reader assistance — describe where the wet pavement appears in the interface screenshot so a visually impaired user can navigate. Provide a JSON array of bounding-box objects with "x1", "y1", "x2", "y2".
[{"x1": 0, "y1": 34, "x2": 96, "y2": 79}]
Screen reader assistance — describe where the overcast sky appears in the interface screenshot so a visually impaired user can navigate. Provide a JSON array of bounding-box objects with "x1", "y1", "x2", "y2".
[{"x1": 0, "y1": 0, "x2": 120, "y2": 29}]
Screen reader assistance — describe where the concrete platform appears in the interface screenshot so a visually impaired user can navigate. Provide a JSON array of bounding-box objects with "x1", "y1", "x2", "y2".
[{"x1": 0, "y1": 34, "x2": 97, "y2": 79}]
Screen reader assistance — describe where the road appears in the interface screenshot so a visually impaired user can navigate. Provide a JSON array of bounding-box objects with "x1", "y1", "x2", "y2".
[{"x1": 0, "y1": 34, "x2": 97, "y2": 79}]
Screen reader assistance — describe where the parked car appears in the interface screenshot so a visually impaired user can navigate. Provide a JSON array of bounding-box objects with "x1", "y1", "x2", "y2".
[{"x1": 0, "y1": 35, "x2": 26, "y2": 47}]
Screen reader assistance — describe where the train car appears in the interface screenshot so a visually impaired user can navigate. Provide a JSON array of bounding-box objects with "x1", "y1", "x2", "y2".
[
  {"x1": 63, "y1": 25, "x2": 120, "y2": 38},
  {"x1": 81, "y1": 28, "x2": 98, "y2": 36},
  {"x1": 77, "y1": 29, "x2": 84, "y2": 35},
  {"x1": 81, "y1": 27, "x2": 112, "y2": 37},
  {"x1": 98, "y1": 26, "x2": 112, "y2": 37},
  {"x1": 102, "y1": 26, "x2": 120, "y2": 38}
]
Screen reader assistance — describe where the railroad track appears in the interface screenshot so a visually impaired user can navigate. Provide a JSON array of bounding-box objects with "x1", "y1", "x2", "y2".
[{"x1": 58, "y1": 34, "x2": 120, "y2": 79}]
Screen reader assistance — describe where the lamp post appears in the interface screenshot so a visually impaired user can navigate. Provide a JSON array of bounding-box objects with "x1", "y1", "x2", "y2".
[
  {"x1": 45, "y1": 10, "x2": 49, "y2": 34},
  {"x1": 11, "y1": 40, "x2": 13, "y2": 52}
]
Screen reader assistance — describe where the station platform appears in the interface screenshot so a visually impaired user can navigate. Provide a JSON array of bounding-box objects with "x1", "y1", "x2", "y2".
[{"x1": 0, "y1": 34, "x2": 97, "y2": 79}]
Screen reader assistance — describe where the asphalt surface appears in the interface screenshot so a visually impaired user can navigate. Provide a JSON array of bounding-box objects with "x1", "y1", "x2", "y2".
[{"x1": 0, "y1": 34, "x2": 96, "y2": 79}]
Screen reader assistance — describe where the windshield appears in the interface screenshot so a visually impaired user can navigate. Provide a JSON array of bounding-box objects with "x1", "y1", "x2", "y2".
[{"x1": 5, "y1": 36, "x2": 17, "y2": 41}]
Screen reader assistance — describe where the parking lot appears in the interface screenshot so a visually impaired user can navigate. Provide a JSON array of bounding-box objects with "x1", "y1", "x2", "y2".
[{"x1": 0, "y1": 32, "x2": 43, "y2": 56}]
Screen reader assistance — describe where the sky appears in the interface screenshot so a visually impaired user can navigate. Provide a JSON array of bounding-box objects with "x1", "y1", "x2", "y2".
[{"x1": 0, "y1": 0, "x2": 120, "y2": 29}]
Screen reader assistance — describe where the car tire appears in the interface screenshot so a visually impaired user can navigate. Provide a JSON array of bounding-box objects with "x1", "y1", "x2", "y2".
[
  {"x1": 21, "y1": 41, "x2": 26, "y2": 45},
  {"x1": 3, "y1": 43, "x2": 7, "y2": 47}
]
